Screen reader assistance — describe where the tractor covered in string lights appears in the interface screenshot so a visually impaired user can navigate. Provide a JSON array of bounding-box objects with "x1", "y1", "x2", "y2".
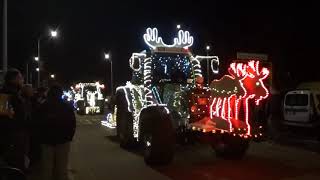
[
  {"x1": 103, "y1": 27, "x2": 270, "y2": 165},
  {"x1": 72, "y1": 82, "x2": 105, "y2": 115}
]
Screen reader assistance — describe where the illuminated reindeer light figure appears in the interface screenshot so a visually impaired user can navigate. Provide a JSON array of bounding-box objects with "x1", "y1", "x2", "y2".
[
  {"x1": 143, "y1": 27, "x2": 194, "y2": 50},
  {"x1": 209, "y1": 61, "x2": 270, "y2": 135}
]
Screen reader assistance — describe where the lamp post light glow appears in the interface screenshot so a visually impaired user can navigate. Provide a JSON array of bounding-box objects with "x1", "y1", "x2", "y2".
[
  {"x1": 36, "y1": 68, "x2": 39, "y2": 72},
  {"x1": 50, "y1": 30, "x2": 57, "y2": 38},
  {"x1": 104, "y1": 52, "x2": 113, "y2": 95},
  {"x1": 206, "y1": 45, "x2": 211, "y2": 85},
  {"x1": 37, "y1": 28, "x2": 59, "y2": 87},
  {"x1": 104, "y1": 53, "x2": 110, "y2": 60},
  {"x1": 50, "y1": 74, "x2": 55, "y2": 79},
  {"x1": 176, "y1": 24, "x2": 181, "y2": 29}
]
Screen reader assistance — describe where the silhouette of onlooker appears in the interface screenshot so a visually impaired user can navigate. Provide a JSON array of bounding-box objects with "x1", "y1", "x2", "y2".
[
  {"x1": 0, "y1": 68, "x2": 28, "y2": 171},
  {"x1": 21, "y1": 84, "x2": 34, "y2": 123},
  {"x1": 35, "y1": 85, "x2": 76, "y2": 180},
  {"x1": 21, "y1": 84, "x2": 41, "y2": 168},
  {"x1": 34, "y1": 87, "x2": 47, "y2": 109}
]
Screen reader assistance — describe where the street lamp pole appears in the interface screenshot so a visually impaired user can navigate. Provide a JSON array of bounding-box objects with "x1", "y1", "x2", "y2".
[
  {"x1": 2, "y1": 0, "x2": 8, "y2": 73},
  {"x1": 104, "y1": 53, "x2": 113, "y2": 95},
  {"x1": 206, "y1": 45, "x2": 210, "y2": 85},
  {"x1": 36, "y1": 29, "x2": 58, "y2": 88},
  {"x1": 110, "y1": 59, "x2": 113, "y2": 96},
  {"x1": 26, "y1": 63, "x2": 29, "y2": 84},
  {"x1": 37, "y1": 38, "x2": 41, "y2": 87}
]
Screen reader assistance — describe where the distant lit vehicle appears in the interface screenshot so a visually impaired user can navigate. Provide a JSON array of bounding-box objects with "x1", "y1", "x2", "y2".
[
  {"x1": 283, "y1": 89, "x2": 320, "y2": 128},
  {"x1": 73, "y1": 82, "x2": 105, "y2": 115}
]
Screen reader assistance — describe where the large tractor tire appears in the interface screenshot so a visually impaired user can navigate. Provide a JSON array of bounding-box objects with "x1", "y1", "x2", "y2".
[
  {"x1": 96, "y1": 99, "x2": 105, "y2": 114},
  {"x1": 115, "y1": 92, "x2": 135, "y2": 149},
  {"x1": 139, "y1": 107, "x2": 175, "y2": 165},
  {"x1": 212, "y1": 135, "x2": 249, "y2": 159},
  {"x1": 76, "y1": 100, "x2": 85, "y2": 115}
]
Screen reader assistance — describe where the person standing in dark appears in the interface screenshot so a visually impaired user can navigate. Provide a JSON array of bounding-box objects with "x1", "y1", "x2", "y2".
[
  {"x1": 33, "y1": 87, "x2": 47, "y2": 108},
  {"x1": 0, "y1": 68, "x2": 28, "y2": 171},
  {"x1": 62, "y1": 94, "x2": 74, "y2": 110},
  {"x1": 35, "y1": 85, "x2": 76, "y2": 180},
  {"x1": 21, "y1": 84, "x2": 40, "y2": 167},
  {"x1": 21, "y1": 84, "x2": 34, "y2": 125}
]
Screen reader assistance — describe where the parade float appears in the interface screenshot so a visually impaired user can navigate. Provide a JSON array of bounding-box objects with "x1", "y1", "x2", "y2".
[
  {"x1": 72, "y1": 82, "x2": 105, "y2": 115},
  {"x1": 102, "y1": 27, "x2": 270, "y2": 165}
]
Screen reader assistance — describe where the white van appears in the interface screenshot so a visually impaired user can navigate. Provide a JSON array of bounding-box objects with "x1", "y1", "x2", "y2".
[{"x1": 283, "y1": 89, "x2": 320, "y2": 127}]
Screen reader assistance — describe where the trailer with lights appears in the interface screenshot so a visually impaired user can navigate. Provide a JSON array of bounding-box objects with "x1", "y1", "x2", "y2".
[
  {"x1": 73, "y1": 82, "x2": 105, "y2": 115},
  {"x1": 103, "y1": 27, "x2": 270, "y2": 165}
]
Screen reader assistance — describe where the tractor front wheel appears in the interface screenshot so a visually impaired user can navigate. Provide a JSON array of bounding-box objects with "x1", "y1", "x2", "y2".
[{"x1": 140, "y1": 108, "x2": 175, "y2": 165}]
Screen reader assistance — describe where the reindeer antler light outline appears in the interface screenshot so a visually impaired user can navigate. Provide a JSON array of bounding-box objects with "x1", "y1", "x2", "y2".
[
  {"x1": 143, "y1": 27, "x2": 194, "y2": 49},
  {"x1": 173, "y1": 30, "x2": 194, "y2": 49}
]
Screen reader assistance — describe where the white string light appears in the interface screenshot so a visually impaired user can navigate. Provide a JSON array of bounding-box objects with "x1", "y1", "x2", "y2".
[
  {"x1": 129, "y1": 53, "x2": 146, "y2": 71},
  {"x1": 116, "y1": 86, "x2": 132, "y2": 112},
  {"x1": 143, "y1": 27, "x2": 193, "y2": 49},
  {"x1": 143, "y1": 57, "x2": 154, "y2": 105},
  {"x1": 190, "y1": 56, "x2": 203, "y2": 77},
  {"x1": 193, "y1": 56, "x2": 220, "y2": 74}
]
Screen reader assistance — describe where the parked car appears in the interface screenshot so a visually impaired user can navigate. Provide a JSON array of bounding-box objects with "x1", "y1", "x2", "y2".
[{"x1": 283, "y1": 89, "x2": 320, "y2": 128}]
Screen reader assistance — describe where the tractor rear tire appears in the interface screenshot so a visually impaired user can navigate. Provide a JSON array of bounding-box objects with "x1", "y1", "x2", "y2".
[
  {"x1": 140, "y1": 108, "x2": 175, "y2": 166},
  {"x1": 97, "y1": 100, "x2": 105, "y2": 114},
  {"x1": 76, "y1": 100, "x2": 85, "y2": 115}
]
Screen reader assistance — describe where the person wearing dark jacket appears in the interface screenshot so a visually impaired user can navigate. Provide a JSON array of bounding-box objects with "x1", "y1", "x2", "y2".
[
  {"x1": 35, "y1": 87, "x2": 47, "y2": 104},
  {"x1": 36, "y1": 85, "x2": 76, "y2": 180},
  {"x1": 0, "y1": 68, "x2": 28, "y2": 171},
  {"x1": 21, "y1": 84, "x2": 40, "y2": 166}
]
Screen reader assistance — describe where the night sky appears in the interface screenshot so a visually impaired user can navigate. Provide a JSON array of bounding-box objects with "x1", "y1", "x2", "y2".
[{"x1": 1, "y1": 0, "x2": 318, "y2": 91}]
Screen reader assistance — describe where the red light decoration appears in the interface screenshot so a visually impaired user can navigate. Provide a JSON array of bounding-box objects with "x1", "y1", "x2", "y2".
[
  {"x1": 221, "y1": 98, "x2": 227, "y2": 119},
  {"x1": 210, "y1": 98, "x2": 216, "y2": 119},
  {"x1": 209, "y1": 60, "x2": 270, "y2": 135},
  {"x1": 197, "y1": 98, "x2": 208, "y2": 105},
  {"x1": 215, "y1": 98, "x2": 222, "y2": 118},
  {"x1": 191, "y1": 105, "x2": 197, "y2": 113},
  {"x1": 227, "y1": 95, "x2": 236, "y2": 130}
]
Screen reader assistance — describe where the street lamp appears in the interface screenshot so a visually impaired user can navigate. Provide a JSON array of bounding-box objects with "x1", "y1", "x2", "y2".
[
  {"x1": 37, "y1": 28, "x2": 58, "y2": 87},
  {"x1": 25, "y1": 56, "x2": 39, "y2": 85},
  {"x1": 50, "y1": 30, "x2": 58, "y2": 38},
  {"x1": 206, "y1": 45, "x2": 211, "y2": 85},
  {"x1": 104, "y1": 52, "x2": 113, "y2": 95},
  {"x1": 177, "y1": 24, "x2": 181, "y2": 29},
  {"x1": 104, "y1": 53, "x2": 110, "y2": 60},
  {"x1": 50, "y1": 74, "x2": 55, "y2": 79}
]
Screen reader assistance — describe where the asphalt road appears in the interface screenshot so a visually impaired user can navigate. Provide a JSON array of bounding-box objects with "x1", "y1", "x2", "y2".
[
  {"x1": 29, "y1": 114, "x2": 320, "y2": 180},
  {"x1": 71, "y1": 114, "x2": 320, "y2": 180}
]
